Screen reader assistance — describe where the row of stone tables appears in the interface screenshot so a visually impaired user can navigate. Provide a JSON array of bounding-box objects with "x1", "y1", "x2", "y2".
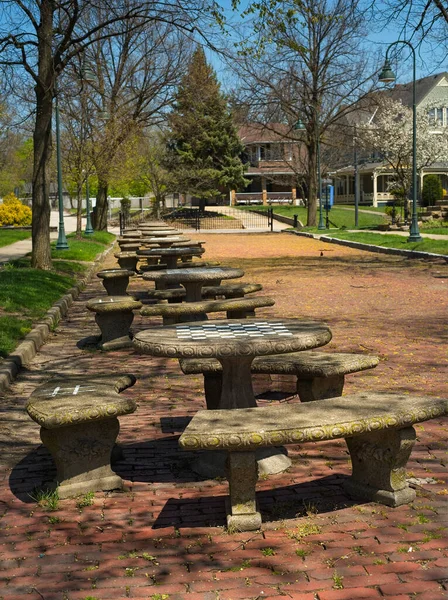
[{"x1": 124, "y1": 221, "x2": 333, "y2": 475}]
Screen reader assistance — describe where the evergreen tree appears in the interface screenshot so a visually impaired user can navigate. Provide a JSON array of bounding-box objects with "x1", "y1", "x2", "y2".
[{"x1": 167, "y1": 48, "x2": 248, "y2": 203}]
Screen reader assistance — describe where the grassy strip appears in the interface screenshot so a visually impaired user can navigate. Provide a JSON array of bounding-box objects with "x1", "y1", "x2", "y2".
[
  {"x1": 0, "y1": 231, "x2": 116, "y2": 358},
  {"x1": 0, "y1": 229, "x2": 32, "y2": 248},
  {"x1": 319, "y1": 230, "x2": 448, "y2": 256},
  {"x1": 52, "y1": 231, "x2": 115, "y2": 262},
  {"x1": 0, "y1": 316, "x2": 33, "y2": 357},
  {"x1": 237, "y1": 205, "x2": 387, "y2": 229}
]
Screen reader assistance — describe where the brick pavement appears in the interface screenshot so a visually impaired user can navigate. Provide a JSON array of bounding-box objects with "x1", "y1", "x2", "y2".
[{"x1": 0, "y1": 233, "x2": 447, "y2": 600}]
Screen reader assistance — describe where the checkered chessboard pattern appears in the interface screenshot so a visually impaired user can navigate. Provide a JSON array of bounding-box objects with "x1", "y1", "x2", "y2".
[{"x1": 176, "y1": 321, "x2": 293, "y2": 340}]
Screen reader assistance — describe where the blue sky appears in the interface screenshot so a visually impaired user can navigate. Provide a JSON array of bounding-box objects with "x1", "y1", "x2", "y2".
[{"x1": 206, "y1": 0, "x2": 446, "y2": 87}]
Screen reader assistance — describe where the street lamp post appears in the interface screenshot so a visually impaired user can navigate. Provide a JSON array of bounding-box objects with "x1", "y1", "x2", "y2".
[
  {"x1": 55, "y1": 88, "x2": 69, "y2": 250},
  {"x1": 379, "y1": 41, "x2": 422, "y2": 242}
]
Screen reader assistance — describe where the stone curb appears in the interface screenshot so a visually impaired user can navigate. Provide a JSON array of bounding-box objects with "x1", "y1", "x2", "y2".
[
  {"x1": 0, "y1": 242, "x2": 116, "y2": 395},
  {"x1": 289, "y1": 230, "x2": 448, "y2": 261}
]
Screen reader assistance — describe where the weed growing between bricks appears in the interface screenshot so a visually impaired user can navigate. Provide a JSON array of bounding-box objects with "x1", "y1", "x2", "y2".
[{"x1": 0, "y1": 233, "x2": 447, "y2": 600}]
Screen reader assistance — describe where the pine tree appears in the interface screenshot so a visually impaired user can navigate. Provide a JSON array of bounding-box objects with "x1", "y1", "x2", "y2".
[{"x1": 167, "y1": 48, "x2": 248, "y2": 203}]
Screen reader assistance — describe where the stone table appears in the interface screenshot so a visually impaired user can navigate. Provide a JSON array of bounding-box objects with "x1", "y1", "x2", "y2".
[
  {"x1": 133, "y1": 319, "x2": 332, "y2": 475},
  {"x1": 142, "y1": 267, "x2": 244, "y2": 301},
  {"x1": 145, "y1": 247, "x2": 205, "y2": 269},
  {"x1": 144, "y1": 236, "x2": 190, "y2": 248}
]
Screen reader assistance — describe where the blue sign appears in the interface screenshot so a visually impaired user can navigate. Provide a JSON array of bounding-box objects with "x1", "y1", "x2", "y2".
[{"x1": 324, "y1": 185, "x2": 334, "y2": 210}]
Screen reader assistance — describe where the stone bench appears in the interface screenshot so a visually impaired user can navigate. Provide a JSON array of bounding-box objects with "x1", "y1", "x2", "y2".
[
  {"x1": 179, "y1": 351, "x2": 380, "y2": 409},
  {"x1": 145, "y1": 279, "x2": 256, "y2": 304},
  {"x1": 140, "y1": 296, "x2": 275, "y2": 325},
  {"x1": 202, "y1": 282, "x2": 263, "y2": 299},
  {"x1": 97, "y1": 269, "x2": 135, "y2": 296},
  {"x1": 26, "y1": 374, "x2": 137, "y2": 499},
  {"x1": 179, "y1": 393, "x2": 448, "y2": 531},
  {"x1": 114, "y1": 251, "x2": 139, "y2": 272},
  {"x1": 86, "y1": 296, "x2": 142, "y2": 350}
]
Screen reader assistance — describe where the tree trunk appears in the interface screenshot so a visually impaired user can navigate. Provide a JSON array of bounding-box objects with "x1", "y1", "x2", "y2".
[
  {"x1": 31, "y1": 0, "x2": 54, "y2": 270},
  {"x1": 94, "y1": 179, "x2": 109, "y2": 231}
]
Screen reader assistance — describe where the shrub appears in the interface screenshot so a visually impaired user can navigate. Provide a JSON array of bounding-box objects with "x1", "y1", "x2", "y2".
[
  {"x1": 422, "y1": 175, "x2": 443, "y2": 207},
  {"x1": 0, "y1": 193, "x2": 32, "y2": 226}
]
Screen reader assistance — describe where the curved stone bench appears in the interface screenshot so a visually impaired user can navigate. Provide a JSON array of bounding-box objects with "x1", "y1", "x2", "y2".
[
  {"x1": 117, "y1": 241, "x2": 142, "y2": 252},
  {"x1": 26, "y1": 374, "x2": 137, "y2": 499},
  {"x1": 86, "y1": 296, "x2": 142, "y2": 350},
  {"x1": 146, "y1": 281, "x2": 261, "y2": 304},
  {"x1": 179, "y1": 393, "x2": 448, "y2": 530},
  {"x1": 179, "y1": 351, "x2": 380, "y2": 408},
  {"x1": 114, "y1": 251, "x2": 139, "y2": 272},
  {"x1": 140, "y1": 296, "x2": 275, "y2": 325},
  {"x1": 97, "y1": 269, "x2": 135, "y2": 296},
  {"x1": 202, "y1": 282, "x2": 263, "y2": 300}
]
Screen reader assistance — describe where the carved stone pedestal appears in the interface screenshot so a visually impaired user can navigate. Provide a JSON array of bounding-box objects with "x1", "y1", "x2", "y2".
[
  {"x1": 86, "y1": 296, "x2": 142, "y2": 351},
  {"x1": 344, "y1": 426, "x2": 417, "y2": 506},
  {"x1": 41, "y1": 418, "x2": 123, "y2": 499}
]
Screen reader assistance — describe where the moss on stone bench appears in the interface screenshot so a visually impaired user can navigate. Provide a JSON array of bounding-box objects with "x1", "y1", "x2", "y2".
[
  {"x1": 179, "y1": 351, "x2": 380, "y2": 408},
  {"x1": 26, "y1": 374, "x2": 137, "y2": 499},
  {"x1": 140, "y1": 296, "x2": 275, "y2": 325},
  {"x1": 86, "y1": 296, "x2": 142, "y2": 350},
  {"x1": 179, "y1": 393, "x2": 448, "y2": 531}
]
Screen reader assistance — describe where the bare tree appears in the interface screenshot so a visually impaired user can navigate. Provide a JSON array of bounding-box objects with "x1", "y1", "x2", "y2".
[
  {"x1": 228, "y1": 0, "x2": 379, "y2": 226},
  {"x1": 84, "y1": 21, "x2": 191, "y2": 230},
  {"x1": 0, "y1": 0, "x2": 219, "y2": 268}
]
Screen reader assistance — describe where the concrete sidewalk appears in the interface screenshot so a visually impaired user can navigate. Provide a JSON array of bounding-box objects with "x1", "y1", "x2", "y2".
[
  {"x1": 0, "y1": 211, "x2": 120, "y2": 263},
  {"x1": 0, "y1": 233, "x2": 447, "y2": 600}
]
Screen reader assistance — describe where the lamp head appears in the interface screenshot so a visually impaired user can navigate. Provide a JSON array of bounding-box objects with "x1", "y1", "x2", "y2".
[
  {"x1": 379, "y1": 60, "x2": 396, "y2": 83},
  {"x1": 294, "y1": 118, "x2": 306, "y2": 130},
  {"x1": 81, "y1": 66, "x2": 97, "y2": 84}
]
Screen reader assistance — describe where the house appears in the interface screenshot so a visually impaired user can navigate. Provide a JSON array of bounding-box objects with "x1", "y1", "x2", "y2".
[
  {"x1": 232, "y1": 123, "x2": 306, "y2": 206},
  {"x1": 332, "y1": 72, "x2": 448, "y2": 206}
]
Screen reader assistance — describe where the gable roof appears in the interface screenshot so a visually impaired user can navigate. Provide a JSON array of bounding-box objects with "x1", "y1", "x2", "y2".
[
  {"x1": 384, "y1": 72, "x2": 448, "y2": 107},
  {"x1": 238, "y1": 123, "x2": 299, "y2": 144}
]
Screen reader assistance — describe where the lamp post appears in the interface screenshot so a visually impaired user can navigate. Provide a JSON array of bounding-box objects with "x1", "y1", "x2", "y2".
[
  {"x1": 54, "y1": 87, "x2": 69, "y2": 250},
  {"x1": 379, "y1": 41, "x2": 422, "y2": 242},
  {"x1": 353, "y1": 124, "x2": 359, "y2": 228}
]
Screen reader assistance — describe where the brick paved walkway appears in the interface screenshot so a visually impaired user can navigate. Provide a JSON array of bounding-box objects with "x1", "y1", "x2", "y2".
[{"x1": 0, "y1": 233, "x2": 447, "y2": 600}]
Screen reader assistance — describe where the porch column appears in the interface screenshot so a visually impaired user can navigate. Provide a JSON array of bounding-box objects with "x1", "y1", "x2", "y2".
[
  {"x1": 261, "y1": 177, "x2": 267, "y2": 205},
  {"x1": 372, "y1": 173, "x2": 378, "y2": 207},
  {"x1": 346, "y1": 175, "x2": 350, "y2": 202}
]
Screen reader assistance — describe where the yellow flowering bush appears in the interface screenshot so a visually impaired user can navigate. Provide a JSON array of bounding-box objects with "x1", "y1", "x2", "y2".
[{"x1": 0, "y1": 193, "x2": 32, "y2": 226}]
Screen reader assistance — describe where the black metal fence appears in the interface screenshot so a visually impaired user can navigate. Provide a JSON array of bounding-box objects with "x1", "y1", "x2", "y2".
[{"x1": 161, "y1": 206, "x2": 274, "y2": 231}]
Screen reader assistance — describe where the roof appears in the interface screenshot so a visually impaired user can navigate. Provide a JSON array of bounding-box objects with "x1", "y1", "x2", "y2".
[
  {"x1": 238, "y1": 123, "x2": 299, "y2": 144},
  {"x1": 385, "y1": 72, "x2": 448, "y2": 107}
]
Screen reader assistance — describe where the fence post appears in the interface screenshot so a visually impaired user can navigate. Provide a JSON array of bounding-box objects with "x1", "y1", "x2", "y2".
[
  {"x1": 196, "y1": 210, "x2": 200, "y2": 231},
  {"x1": 293, "y1": 215, "x2": 298, "y2": 228},
  {"x1": 268, "y1": 207, "x2": 274, "y2": 232},
  {"x1": 119, "y1": 211, "x2": 123, "y2": 235}
]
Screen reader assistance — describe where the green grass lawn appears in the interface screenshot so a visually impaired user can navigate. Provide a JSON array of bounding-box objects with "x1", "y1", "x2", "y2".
[
  {"x1": 0, "y1": 229, "x2": 32, "y2": 248},
  {"x1": 238, "y1": 205, "x2": 388, "y2": 229},
  {"x1": 319, "y1": 230, "x2": 448, "y2": 256},
  {"x1": 0, "y1": 230, "x2": 116, "y2": 358},
  {"x1": 52, "y1": 231, "x2": 116, "y2": 262}
]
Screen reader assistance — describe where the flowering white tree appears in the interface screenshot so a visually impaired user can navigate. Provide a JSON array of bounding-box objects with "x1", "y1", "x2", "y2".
[{"x1": 360, "y1": 96, "x2": 448, "y2": 201}]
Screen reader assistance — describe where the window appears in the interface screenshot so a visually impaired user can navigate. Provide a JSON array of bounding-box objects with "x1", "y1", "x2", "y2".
[
  {"x1": 428, "y1": 107, "x2": 448, "y2": 127},
  {"x1": 259, "y1": 143, "x2": 283, "y2": 161}
]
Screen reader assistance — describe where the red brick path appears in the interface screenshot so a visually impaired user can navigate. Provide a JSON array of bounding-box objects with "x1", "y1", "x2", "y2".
[{"x1": 0, "y1": 233, "x2": 447, "y2": 600}]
